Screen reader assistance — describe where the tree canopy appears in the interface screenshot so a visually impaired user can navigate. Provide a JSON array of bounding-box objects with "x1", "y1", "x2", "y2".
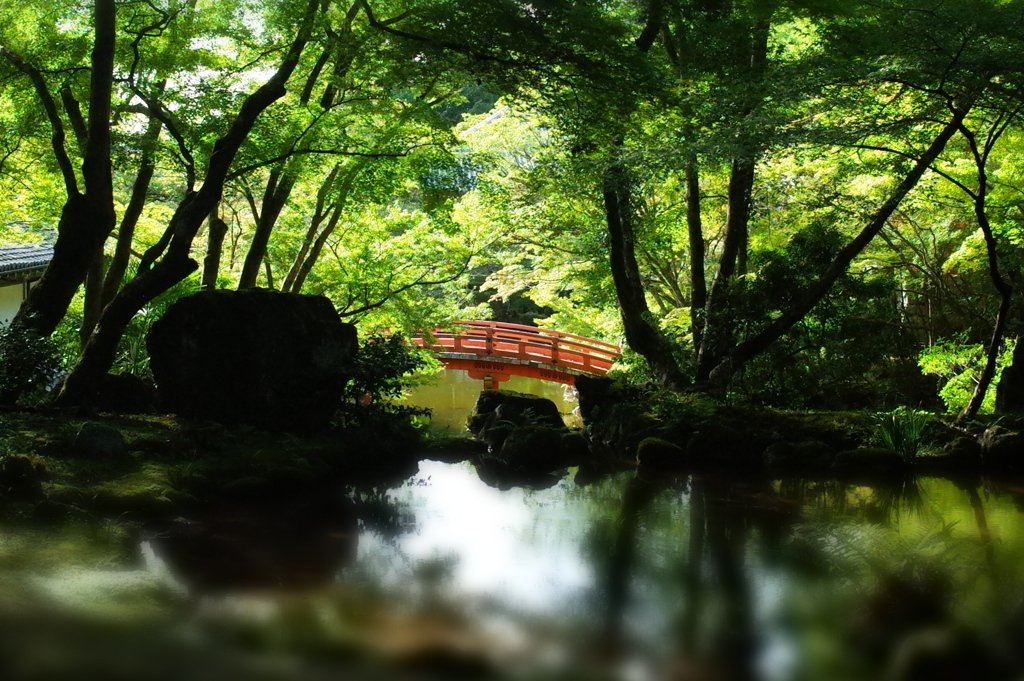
[{"x1": 2, "y1": 0, "x2": 1024, "y2": 413}]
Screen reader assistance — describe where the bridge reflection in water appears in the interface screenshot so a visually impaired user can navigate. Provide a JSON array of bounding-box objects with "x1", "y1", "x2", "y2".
[{"x1": 406, "y1": 321, "x2": 621, "y2": 434}]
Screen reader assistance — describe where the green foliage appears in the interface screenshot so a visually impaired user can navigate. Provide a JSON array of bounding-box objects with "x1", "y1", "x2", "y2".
[
  {"x1": 647, "y1": 389, "x2": 719, "y2": 424},
  {"x1": 872, "y1": 407, "x2": 930, "y2": 462},
  {"x1": 731, "y1": 225, "x2": 916, "y2": 408},
  {"x1": 0, "y1": 323, "x2": 60, "y2": 404},
  {"x1": 919, "y1": 337, "x2": 1015, "y2": 414},
  {"x1": 335, "y1": 333, "x2": 433, "y2": 428}
]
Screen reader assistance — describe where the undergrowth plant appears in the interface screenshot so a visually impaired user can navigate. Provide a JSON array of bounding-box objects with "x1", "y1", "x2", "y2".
[
  {"x1": 335, "y1": 332, "x2": 433, "y2": 428},
  {"x1": 873, "y1": 406, "x2": 930, "y2": 461},
  {"x1": 0, "y1": 323, "x2": 61, "y2": 405}
]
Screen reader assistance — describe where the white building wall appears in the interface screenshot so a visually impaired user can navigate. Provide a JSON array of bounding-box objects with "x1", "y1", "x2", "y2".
[{"x1": 0, "y1": 282, "x2": 24, "y2": 327}]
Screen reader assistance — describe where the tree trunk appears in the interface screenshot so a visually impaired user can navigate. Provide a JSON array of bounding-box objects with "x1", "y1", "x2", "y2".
[
  {"x1": 996, "y1": 338, "x2": 1024, "y2": 414},
  {"x1": 11, "y1": 0, "x2": 117, "y2": 338},
  {"x1": 58, "y1": 255, "x2": 199, "y2": 404},
  {"x1": 239, "y1": 169, "x2": 295, "y2": 289},
  {"x1": 284, "y1": 159, "x2": 369, "y2": 293},
  {"x1": 101, "y1": 104, "x2": 164, "y2": 307},
  {"x1": 686, "y1": 158, "x2": 706, "y2": 353},
  {"x1": 79, "y1": 251, "x2": 106, "y2": 344},
  {"x1": 603, "y1": 162, "x2": 688, "y2": 388},
  {"x1": 56, "y1": 0, "x2": 320, "y2": 406},
  {"x1": 282, "y1": 164, "x2": 341, "y2": 292},
  {"x1": 695, "y1": 156, "x2": 755, "y2": 380},
  {"x1": 15, "y1": 195, "x2": 105, "y2": 336},
  {"x1": 958, "y1": 123, "x2": 1014, "y2": 423},
  {"x1": 693, "y1": 14, "x2": 768, "y2": 381},
  {"x1": 202, "y1": 212, "x2": 229, "y2": 290}
]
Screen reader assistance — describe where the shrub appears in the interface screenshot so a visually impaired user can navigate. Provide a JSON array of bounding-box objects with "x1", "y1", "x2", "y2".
[
  {"x1": 0, "y1": 323, "x2": 61, "y2": 404},
  {"x1": 335, "y1": 332, "x2": 433, "y2": 427}
]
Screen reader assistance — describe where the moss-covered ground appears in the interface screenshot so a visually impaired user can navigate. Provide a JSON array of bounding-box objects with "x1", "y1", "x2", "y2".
[{"x1": 0, "y1": 407, "x2": 427, "y2": 527}]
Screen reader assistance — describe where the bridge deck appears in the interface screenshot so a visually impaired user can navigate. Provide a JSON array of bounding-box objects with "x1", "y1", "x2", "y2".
[{"x1": 412, "y1": 320, "x2": 621, "y2": 386}]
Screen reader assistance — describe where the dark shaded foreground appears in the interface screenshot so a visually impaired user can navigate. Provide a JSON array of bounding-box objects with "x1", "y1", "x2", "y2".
[{"x1": 4, "y1": 458, "x2": 1024, "y2": 681}]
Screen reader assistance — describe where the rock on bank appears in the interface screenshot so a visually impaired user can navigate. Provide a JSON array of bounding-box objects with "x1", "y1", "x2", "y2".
[{"x1": 147, "y1": 289, "x2": 357, "y2": 432}]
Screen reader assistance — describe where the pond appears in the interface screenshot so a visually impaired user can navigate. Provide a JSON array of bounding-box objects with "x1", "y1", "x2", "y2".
[{"x1": 2, "y1": 456, "x2": 1024, "y2": 681}]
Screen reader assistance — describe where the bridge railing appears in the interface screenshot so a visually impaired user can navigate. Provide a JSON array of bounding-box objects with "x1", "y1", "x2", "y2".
[{"x1": 412, "y1": 320, "x2": 621, "y2": 376}]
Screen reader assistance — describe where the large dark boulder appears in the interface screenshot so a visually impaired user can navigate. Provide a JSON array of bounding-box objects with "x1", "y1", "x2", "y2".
[{"x1": 147, "y1": 289, "x2": 357, "y2": 432}]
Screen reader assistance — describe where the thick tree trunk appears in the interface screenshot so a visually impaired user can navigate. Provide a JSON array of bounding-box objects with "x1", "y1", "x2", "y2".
[
  {"x1": 706, "y1": 106, "x2": 970, "y2": 391},
  {"x1": 56, "y1": 0, "x2": 320, "y2": 406},
  {"x1": 11, "y1": 0, "x2": 117, "y2": 338},
  {"x1": 14, "y1": 195, "x2": 106, "y2": 336},
  {"x1": 693, "y1": 14, "x2": 768, "y2": 381},
  {"x1": 80, "y1": 251, "x2": 106, "y2": 344},
  {"x1": 695, "y1": 156, "x2": 756, "y2": 380},
  {"x1": 202, "y1": 212, "x2": 229, "y2": 290},
  {"x1": 239, "y1": 169, "x2": 295, "y2": 289},
  {"x1": 603, "y1": 162, "x2": 688, "y2": 388},
  {"x1": 686, "y1": 159, "x2": 706, "y2": 353},
  {"x1": 996, "y1": 338, "x2": 1024, "y2": 414},
  {"x1": 58, "y1": 256, "x2": 199, "y2": 404}
]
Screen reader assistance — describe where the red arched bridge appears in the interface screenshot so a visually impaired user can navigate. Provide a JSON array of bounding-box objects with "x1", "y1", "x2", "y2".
[{"x1": 411, "y1": 320, "x2": 621, "y2": 389}]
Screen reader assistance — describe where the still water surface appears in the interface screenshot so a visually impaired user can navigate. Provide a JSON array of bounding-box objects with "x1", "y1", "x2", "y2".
[{"x1": 3, "y1": 458, "x2": 1024, "y2": 680}]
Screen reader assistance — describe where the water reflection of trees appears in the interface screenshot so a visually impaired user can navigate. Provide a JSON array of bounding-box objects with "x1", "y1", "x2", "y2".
[
  {"x1": 593, "y1": 474, "x2": 1024, "y2": 681},
  {"x1": 595, "y1": 477, "x2": 782, "y2": 680}
]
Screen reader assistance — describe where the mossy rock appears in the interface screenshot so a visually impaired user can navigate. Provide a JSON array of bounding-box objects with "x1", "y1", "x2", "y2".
[
  {"x1": 495, "y1": 424, "x2": 567, "y2": 472},
  {"x1": 763, "y1": 441, "x2": 837, "y2": 476},
  {"x1": 71, "y1": 423, "x2": 129, "y2": 461},
  {"x1": 468, "y1": 390, "x2": 564, "y2": 434},
  {"x1": 934, "y1": 436, "x2": 983, "y2": 472},
  {"x1": 560, "y1": 432, "x2": 590, "y2": 467},
  {"x1": 42, "y1": 483, "x2": 86, "y2": 506},
  {"x1": 91, "y1": 487, "x2": 175, "y2": 516},
  {"x1": 636, "y1": 437, "x2": 685, "y2": 474},
  {"x1": 90, "y1": 465, "x2": 177, "y2": 516},
  {"x1": 686, "y1": 424, "x2": 762, "y2": 469}
]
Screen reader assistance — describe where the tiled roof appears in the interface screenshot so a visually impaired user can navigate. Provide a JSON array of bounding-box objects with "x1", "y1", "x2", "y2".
[{"x1": 0, "y1": 244, "x2": 53, "y2": 277}]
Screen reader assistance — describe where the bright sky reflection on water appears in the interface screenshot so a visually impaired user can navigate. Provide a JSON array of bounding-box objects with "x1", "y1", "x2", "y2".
[{"x1": 376, "y1": 460, "x2": 594, "y2": 611}]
